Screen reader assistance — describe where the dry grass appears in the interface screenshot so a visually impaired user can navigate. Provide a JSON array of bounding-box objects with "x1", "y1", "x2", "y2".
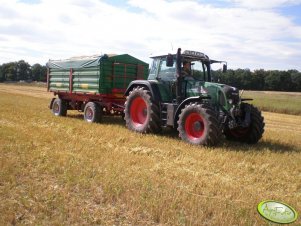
[
  {"x1": 244, "y1": 90, "x2": 301, "y2": 115},
  {"x1": 0, "y1": 84, "x2": 300, "y2": 225}
]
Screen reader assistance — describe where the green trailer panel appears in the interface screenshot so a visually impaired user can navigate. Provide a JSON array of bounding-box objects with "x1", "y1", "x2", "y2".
[{"x1": 47, "y1": 54, "x2": 148, "y2": 95}]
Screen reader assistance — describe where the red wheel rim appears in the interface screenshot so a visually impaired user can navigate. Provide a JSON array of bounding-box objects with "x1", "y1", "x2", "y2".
[
  {"x1": 130, "y1": 97, "x2": 147, "y2": 126},
  {"x1": 85, "y1": 107, "x2": 93, "y2": 120},
  {"x1": 185, "y1": 113, "x2": 205, "y2": 140}
]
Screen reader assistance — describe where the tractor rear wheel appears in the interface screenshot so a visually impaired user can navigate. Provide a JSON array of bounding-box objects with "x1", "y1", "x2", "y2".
[
  {"x1": 84, "y1": 102, "x2": 102, "y2": 123},
  {"x1": 177, "y1": 103, "x2": 221, "y2": 146},
  {"x1": 224, "y1": 103, "x2": 264, "y2": 144},
  {"x1": 52, "y1": 98, "x2": 67, "y2": 116},
  {"x1": 124, "y1": 87, "x2": 161, "y2": 133}
]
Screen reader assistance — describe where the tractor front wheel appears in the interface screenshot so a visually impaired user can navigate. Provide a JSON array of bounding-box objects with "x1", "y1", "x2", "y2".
[
  {"x1": 177, "y1": 103, "x2": 221, "y2": 146},
  {"x1": 224, "y1": 103, "x2": 265, "y2": 144},
  {"x1": 124, "y1": 87, "x2": 161, "y2": 133}
]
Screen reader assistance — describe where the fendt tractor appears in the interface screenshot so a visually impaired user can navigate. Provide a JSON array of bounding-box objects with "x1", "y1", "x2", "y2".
[{"x1": 124, "y1": 48, "x2": 265, "y2": 146}]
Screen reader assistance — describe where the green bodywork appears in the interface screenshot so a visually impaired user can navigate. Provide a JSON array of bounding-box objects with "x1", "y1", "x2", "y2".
[
  {"x1": 47, "y1": 54, "x2": 148, "y2": 95},
  {"x1": 149, "y1": 54, "x2": 233, "y2": 111}
]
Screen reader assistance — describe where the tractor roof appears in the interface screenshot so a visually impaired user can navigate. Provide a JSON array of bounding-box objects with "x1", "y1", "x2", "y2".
[
  {"x1": 150, "y1": 50, "x2": 226, "y2": 64},
  {"x1": 150, "y1": 50, "x2": 210, "y2": 61}
]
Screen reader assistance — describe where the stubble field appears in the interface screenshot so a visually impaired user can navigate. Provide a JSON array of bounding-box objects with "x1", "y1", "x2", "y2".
[{"x1": 0, "y1": 84, "x2": 300, "y2": 225}]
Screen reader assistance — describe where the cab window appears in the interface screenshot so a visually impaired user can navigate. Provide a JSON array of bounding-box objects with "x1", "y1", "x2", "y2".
[
  {"x1": 148, "y1": 59, "x2": 159, "y2": 80},
  {"x1": 191, "y1": 61, "x2": 207, "y2": 80},
  {"x1": 158, "y1": 58, "x2": 176, "y2": 81}
]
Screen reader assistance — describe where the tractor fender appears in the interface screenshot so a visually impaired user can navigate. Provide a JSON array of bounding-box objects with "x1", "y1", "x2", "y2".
[
  {"x1": 124, "y1": 80, "x2": 162, "y2": 102},
  {"x1": 173, "y1": 96, "x2": 211, "y2": 126}
]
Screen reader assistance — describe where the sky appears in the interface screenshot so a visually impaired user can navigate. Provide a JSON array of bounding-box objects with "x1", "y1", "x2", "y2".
[{"x1": 0, "y1": 0, "x2": 301, "y2": 70}]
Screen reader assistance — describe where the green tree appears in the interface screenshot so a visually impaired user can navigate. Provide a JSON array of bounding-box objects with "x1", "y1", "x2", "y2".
[
  {"x1": 2, "y1": 62, "x2": 17, "y2": 81},
  {"x1": 252, "y1": 69, "x2": 266, "y2": 90},
  {"x1": 32, "y1": 63, "x2": 47, "y2": 81},
  {"x1": 16, "y1": 60, "x2": 31, "y2": 81},
  {"x1": 279, "y1": 71, "x2": 292, "y2": 91},
  {"x1": 289, "y1": 70, "x2": 301, "y2": 91},
  {"x1": 0, "y1": 65, "x2": 4, "y2": 82},
  {"x1": 240, "y1": 69, "x2": 252, "y2": 90},
  {"x1": 264, "y1": 70, "x2": 281, "y2": 90}
]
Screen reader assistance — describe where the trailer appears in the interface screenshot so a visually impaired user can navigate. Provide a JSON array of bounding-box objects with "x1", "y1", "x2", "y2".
[{"x1": 47, "y1": 54, "x2": 148, "y2": 122}]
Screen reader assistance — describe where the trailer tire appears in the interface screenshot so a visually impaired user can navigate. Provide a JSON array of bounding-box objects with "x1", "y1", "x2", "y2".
[
  {"x1": 177, "y1": 103, "x2": 221, "y2": 146},
  {"x1": 124, "y1": 87, "x2": 161, "y2": 133},
  {"x1": 224, "y1": 103, "x2": 265, "y2": 144},
  {"x1": 84, "y1": 102, "x2": 102, "y2": 123},
  {"x1": 52, "y1": 98, "x2": 67, "y2": 116}
]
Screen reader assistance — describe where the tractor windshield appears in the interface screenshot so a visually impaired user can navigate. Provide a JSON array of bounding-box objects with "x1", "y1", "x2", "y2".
[
  {"x1": 158, "y1": 58, "x2": 176, "y2": 81},
  {"x1": 148, "y1": 55, "x2": 211, "y2": 82}
]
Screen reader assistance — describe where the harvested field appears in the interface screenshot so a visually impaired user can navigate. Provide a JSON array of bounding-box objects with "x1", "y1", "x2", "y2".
[{"x1": 0, "y1": 84, "x2": 300, "y2": 225}]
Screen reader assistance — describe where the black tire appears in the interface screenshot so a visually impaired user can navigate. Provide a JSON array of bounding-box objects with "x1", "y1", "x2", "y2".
[
  {"x1": 121, "y1": 112, "x2": 125, "y2": 121},
  {"x1": 84, "y1": 102, "x2": 102, "y2": 123},
  {"x1": 224, "y1": 103, "x2": 265, "y2": 144},
  {"x1": 124, "y1": 87, "x2": 161, "y2": 133},
  {"x1": 177, "y1": 103, "x2": 221, "y2": 146},
  {"x1": 51, "y1": 98, "x2": 67, "y2": 116}
]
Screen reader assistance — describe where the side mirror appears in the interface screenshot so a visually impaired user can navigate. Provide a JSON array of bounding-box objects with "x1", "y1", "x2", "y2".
[
  {"x1": 222, "y1": 64, "x2": 227, "y2": 73},
  {"x1": 166, "y1": 54, "x2": 174, "y2": 67}
]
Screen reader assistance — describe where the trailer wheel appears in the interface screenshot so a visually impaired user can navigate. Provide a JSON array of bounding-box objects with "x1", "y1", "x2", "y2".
[
  {"x1": 124, "y1": 87, "x2": 161, "y2": 133},
  {"x1": 84, "y1": 102, "x2": 102, "y2": 123},
  {"x1": 52, "y1": 98, "x2": 67, "y2": 116},
  {"x1": 177, "y1": 103, "x2": 220, "y2": 146},
  {"x1": 224, "y1": 103, "x2": 264, "y2": 144}
]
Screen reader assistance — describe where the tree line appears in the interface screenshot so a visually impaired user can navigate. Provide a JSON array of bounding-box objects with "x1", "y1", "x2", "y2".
[
  {"x1": 212, "y1": 68, "x2": 301, "y2": 92},
  {"x1": 1, "y1": 60, "x2": 301, "y2": 92},
  {"x1": 0, "y1": 60, "x2": 47, "y2": 82}
]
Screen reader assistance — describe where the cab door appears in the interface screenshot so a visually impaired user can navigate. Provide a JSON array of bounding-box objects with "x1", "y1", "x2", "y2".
[{"x1": 156, "y1": 57, "x2": 177, "y2": 102}]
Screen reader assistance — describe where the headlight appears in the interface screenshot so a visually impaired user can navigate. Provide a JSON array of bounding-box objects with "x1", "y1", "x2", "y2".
[{"x1": 199, "y1": 86, "x2": 208, "y2": 94}]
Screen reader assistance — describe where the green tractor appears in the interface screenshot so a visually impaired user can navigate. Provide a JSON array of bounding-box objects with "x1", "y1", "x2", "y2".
[{"x1": 124, "y1": 48, "x2": 264, "y2": 146}]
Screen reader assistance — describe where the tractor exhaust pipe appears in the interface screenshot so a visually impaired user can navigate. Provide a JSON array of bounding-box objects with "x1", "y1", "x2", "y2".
[{"x1": 176, "y1": 48, "x2": 183, "y2": 102}]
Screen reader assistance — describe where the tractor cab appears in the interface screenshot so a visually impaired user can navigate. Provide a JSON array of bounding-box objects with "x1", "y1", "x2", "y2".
[
  {"x1": 148, "y1": 49, "x2": 228, "y2": 105},
  {"x1": 149, "y1": 50, "x2": 213, "y2": 82}
]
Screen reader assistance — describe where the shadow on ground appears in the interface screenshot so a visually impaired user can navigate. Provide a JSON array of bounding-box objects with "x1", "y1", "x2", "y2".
[
  {"x1": 67, "y1": 113, "x2": 126, "y2": 125},
  {"x1": 66, "y1": 113, "x2": 300, "y2": 153},
  {"x1": 221, "y1": 140, "x2": 299, "y2": 153}
]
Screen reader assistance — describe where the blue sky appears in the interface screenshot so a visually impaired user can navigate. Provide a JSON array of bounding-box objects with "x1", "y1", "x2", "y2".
[{"x1": 0, "y1": 0, "x2": 301, "y2": 70}]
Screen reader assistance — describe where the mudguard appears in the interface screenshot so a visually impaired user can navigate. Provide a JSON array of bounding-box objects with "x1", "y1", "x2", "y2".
[
  {"x1": 124, "y1": 80, "x2": 162, "y2": 102},
  {"x1": 174, "y1": 96, "x2": 211, "y2": 126}
]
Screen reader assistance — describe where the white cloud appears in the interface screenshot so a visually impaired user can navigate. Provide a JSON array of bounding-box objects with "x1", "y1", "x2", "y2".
[
  {"x1": 231, "y1": 0, "x2": 301, "y2": 9},
  {"x1": 0, "y1": 0, "x2": 300, "y2": 70}
]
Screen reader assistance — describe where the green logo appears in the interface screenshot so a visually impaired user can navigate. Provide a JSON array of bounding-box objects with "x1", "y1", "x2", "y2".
[{"x1": 257, "y1": 200, "x2": 298, "y2": 224}]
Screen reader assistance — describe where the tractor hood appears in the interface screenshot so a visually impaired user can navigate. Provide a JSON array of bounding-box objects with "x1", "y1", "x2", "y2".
[{"x1": 186, "y1": 81, "x2": 240, "y2": 110}]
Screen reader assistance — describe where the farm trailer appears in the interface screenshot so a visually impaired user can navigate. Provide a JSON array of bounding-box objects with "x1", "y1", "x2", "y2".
[{"x1": 47, "y1": 54, "x2": 148, "y2": 122}]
